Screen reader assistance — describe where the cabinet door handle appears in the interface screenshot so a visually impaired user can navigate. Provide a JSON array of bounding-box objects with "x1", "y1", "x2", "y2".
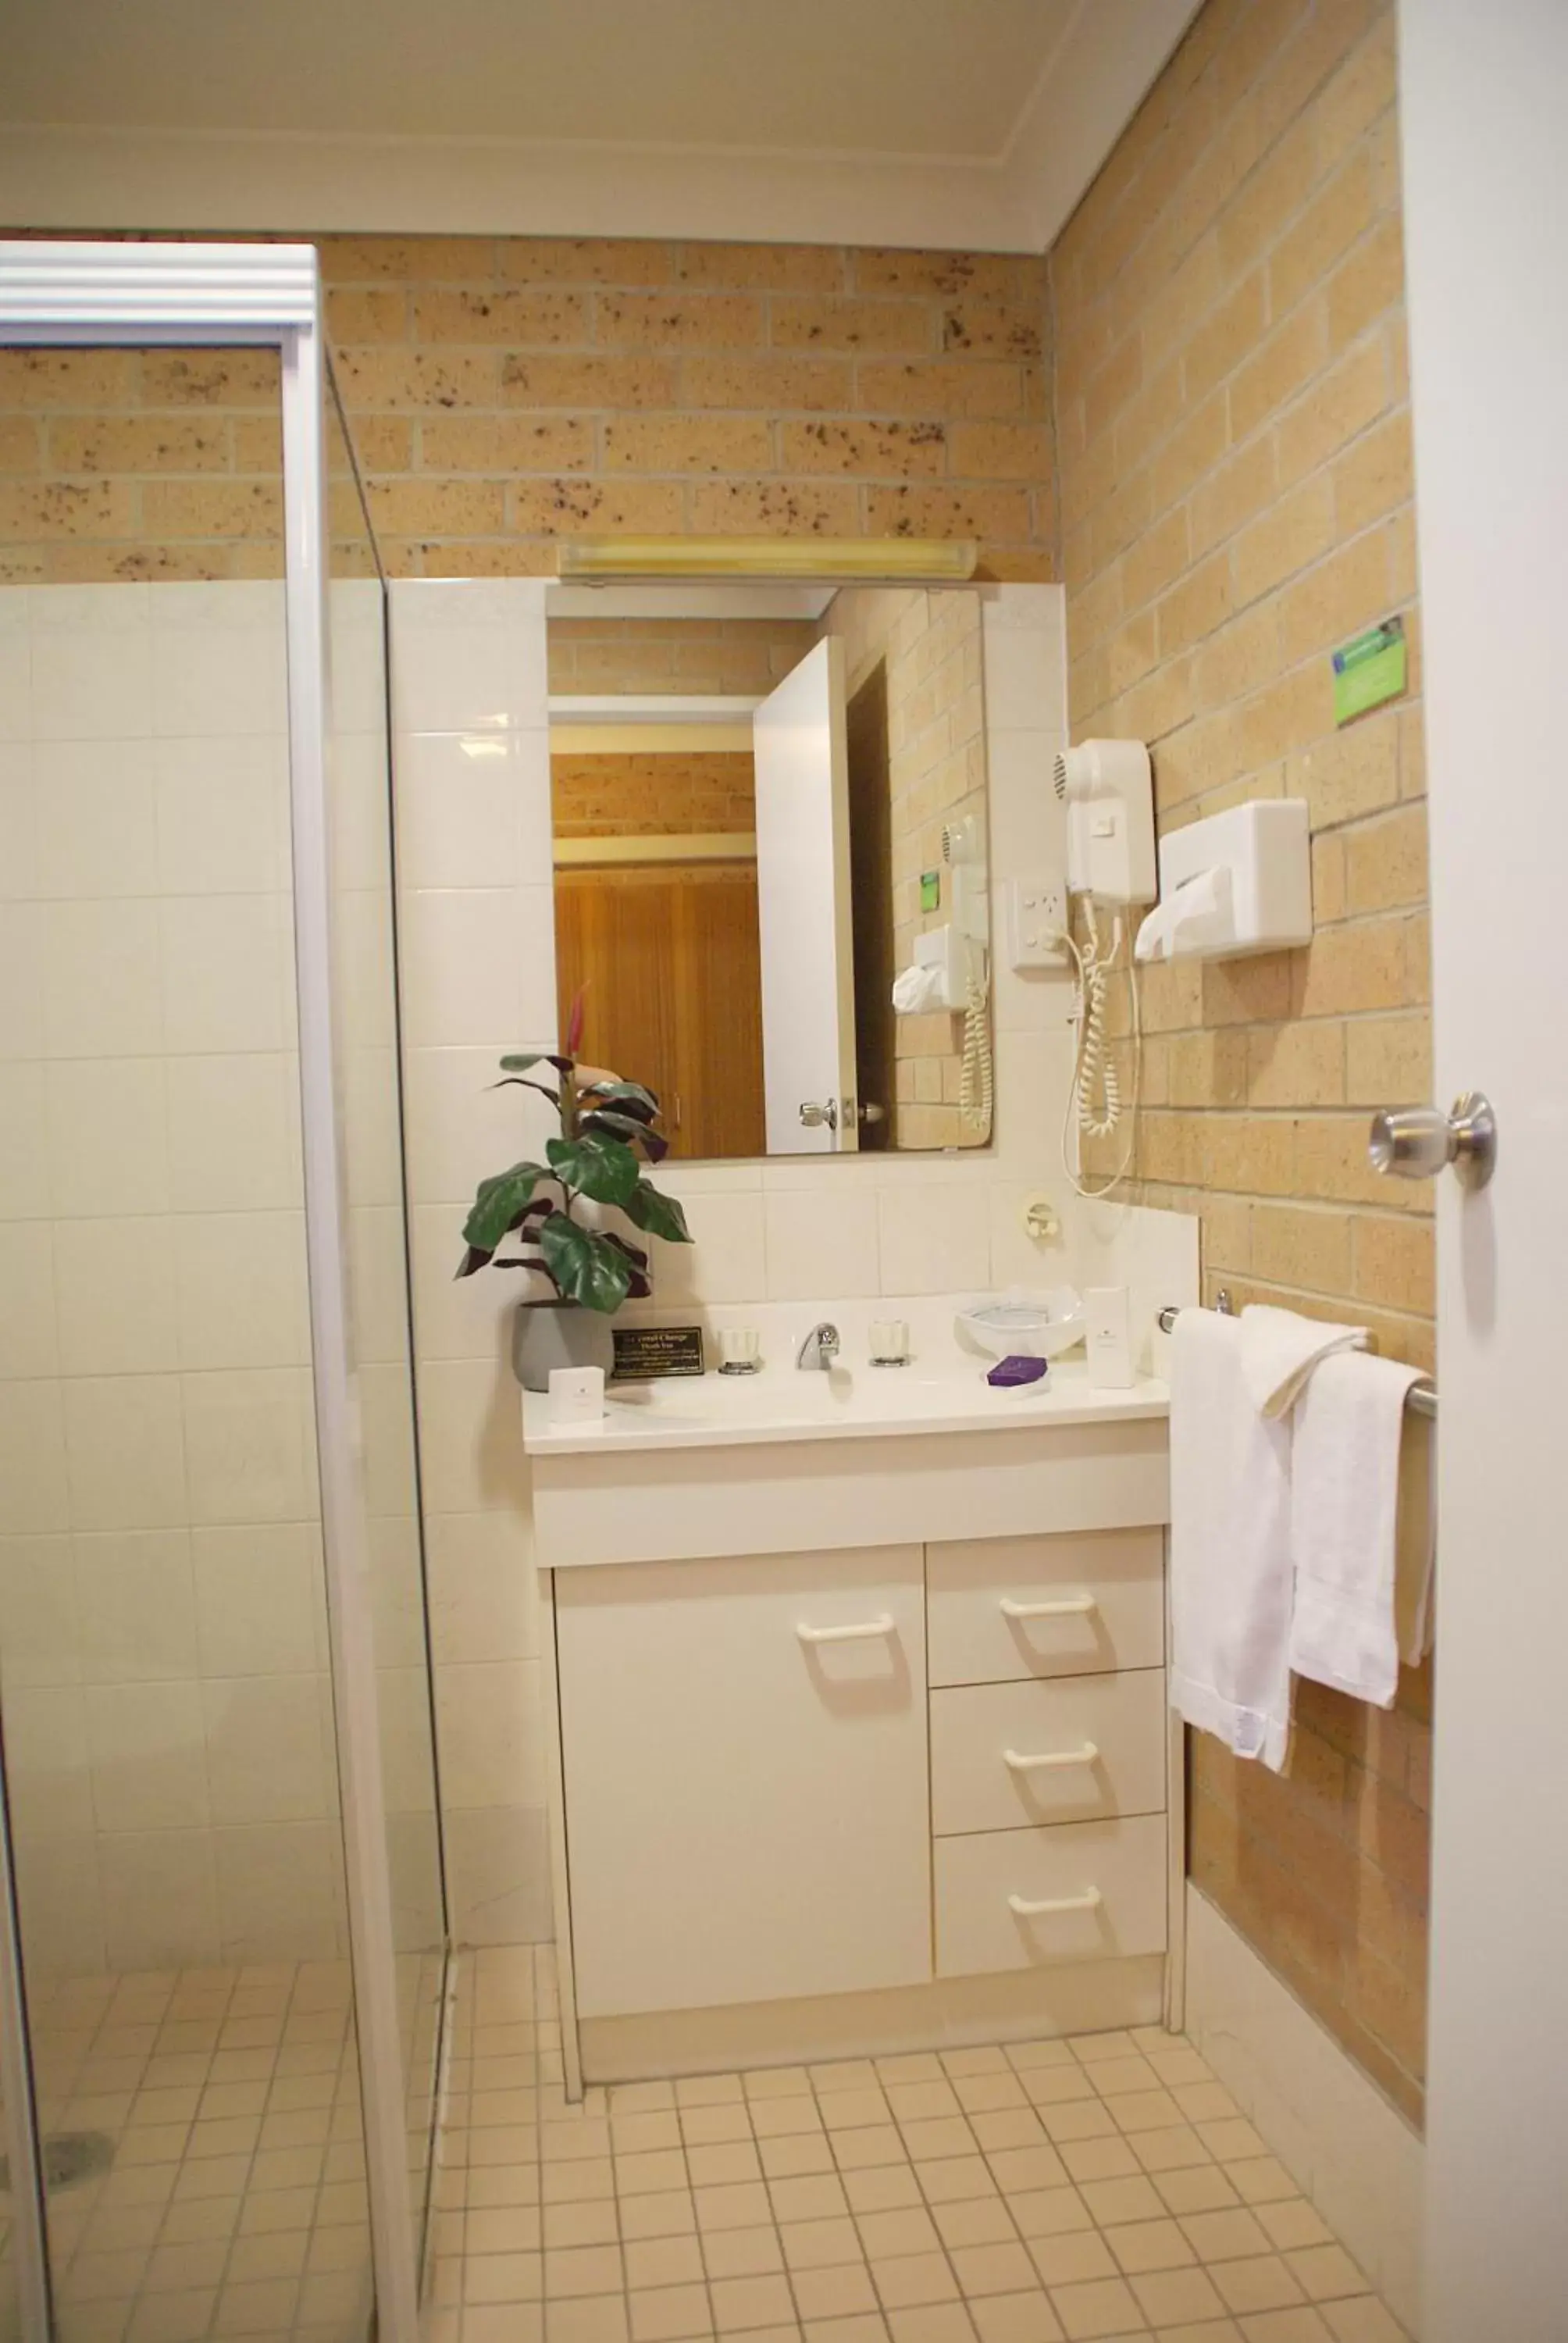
[
  {"x1": 796, "y1": 1614, "x2": 896, "y2": 1646},
  {"x1": 1007, "y1": 1887, "x2": 1103, "y2": 1918},
  {"x1": 1003, "y1": 1742, "x2": 1099, "y2": 1772},
  {"x1": 999, "y1": 1594, "x2": 1097, "y2": 1621}
]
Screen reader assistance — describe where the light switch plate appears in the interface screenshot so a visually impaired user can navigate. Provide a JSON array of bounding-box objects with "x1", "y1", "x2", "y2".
[{"x1": 1004, "y1": 877, "x2": 1069, "y2": 969}]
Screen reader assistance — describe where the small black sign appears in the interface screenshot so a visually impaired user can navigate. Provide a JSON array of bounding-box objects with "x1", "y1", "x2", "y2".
[{"x1": 611, "y1": 1325, "x2": 706, "y2": 1381}]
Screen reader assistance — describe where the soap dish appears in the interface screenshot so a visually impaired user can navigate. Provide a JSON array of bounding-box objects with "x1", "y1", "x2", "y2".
[{"x1": 956, "y1": 1287, "x2": 1085, "y2": 1361}]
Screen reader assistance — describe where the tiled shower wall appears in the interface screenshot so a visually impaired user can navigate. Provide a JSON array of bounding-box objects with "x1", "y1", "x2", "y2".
[
  {"x1": 0, "y1": 580, "x2": 337, "y2": 1974},
  {"x1": 1049, "y1": 0, "x2": 1431, "y2": 2119},
  {"x1": 389, "y1": 577, "x2": 1197, "y2": 1945}
]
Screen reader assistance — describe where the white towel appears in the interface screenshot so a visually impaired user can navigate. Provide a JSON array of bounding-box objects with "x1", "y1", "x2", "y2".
[
  {"x1": 1395, "y1": 1404, "x2": 1437, "y2": 1667},
  {"x1": 1169, "y1": 1307, "x2": 1295, "y2": 1770},
  {"x1": 1288, "y1": 1350, "x2": 1424, "y2": 1707},
  {"x1": 1238, "y1": 1303, "x2": 1370, "y2": 1419}
]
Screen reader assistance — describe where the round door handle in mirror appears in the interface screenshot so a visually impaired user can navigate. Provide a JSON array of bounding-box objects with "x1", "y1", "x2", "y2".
[
  {"x1": 1368, "y1": 1091, "x2": 1495, "y2": 1189},
  {"x1": 857, "y1": 1101, "x2": 886, "y2": 1126},
  {"x1": 797, "y1": 1099, "x2": 839, "y2": 1131}
]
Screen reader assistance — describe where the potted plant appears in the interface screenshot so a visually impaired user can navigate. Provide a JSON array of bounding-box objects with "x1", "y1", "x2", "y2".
[{"x1": 457, "y1": 1004, "x2": 693, "y2": 1392}]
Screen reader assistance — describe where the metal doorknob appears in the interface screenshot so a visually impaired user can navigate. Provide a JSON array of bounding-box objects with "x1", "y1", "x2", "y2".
[
  {"x1": 1368, "y1": 1091, "x2": 1496, "y2": 1189},
  {"x1": 798, "y1": 1099, "x2": 839, "y2": 1132},
  {"x1": 857, "y1": 1101, "x2": 886, "y2": 1126}
]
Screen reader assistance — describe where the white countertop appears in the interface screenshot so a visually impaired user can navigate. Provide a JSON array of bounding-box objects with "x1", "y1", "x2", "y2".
[{"x1": 522, "y1": 1357, "x2": 1170, "y2": 1458}]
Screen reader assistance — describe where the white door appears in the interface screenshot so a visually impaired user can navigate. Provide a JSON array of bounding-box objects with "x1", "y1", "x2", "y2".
[
  {"x1": 554, "y1": 1547, "x2": 929, "y2": 2017},
  {"x1": 752, "y1": 637, "x2": 859, "y2": 1152},
  {"x1": 1399, "y1": 7, "x2": 1568, "y2": 2332}
]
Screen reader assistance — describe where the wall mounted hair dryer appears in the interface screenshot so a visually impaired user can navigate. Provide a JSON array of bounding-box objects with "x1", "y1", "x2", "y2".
[{"x1": 1053, "y1": 739, "x2": 1157, "y2": 905}]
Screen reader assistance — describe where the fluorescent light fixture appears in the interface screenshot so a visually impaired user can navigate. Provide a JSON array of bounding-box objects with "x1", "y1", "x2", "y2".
[{"x1": 555, "y1": 536, "x2": 978, "y2": 583}]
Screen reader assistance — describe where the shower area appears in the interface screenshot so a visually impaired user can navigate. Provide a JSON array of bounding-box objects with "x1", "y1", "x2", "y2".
[{"x1": 0, "y1": 246, "x2": 448, "y2": 2338}]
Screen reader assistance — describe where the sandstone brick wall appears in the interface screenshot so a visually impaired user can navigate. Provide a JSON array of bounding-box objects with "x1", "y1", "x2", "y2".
[
  {"x1": 547, "y1": 616, "x2": 816, "y2": 699},
  {"x1": 1051, "y1": 0, "x2": 1431, "y2": 2119},
  {"x1": 551, "y1": 751, "x2": 754, "y2": 840},
  {"x1": 0, "y1": 240, "x2": 1053, "y2": 583}
]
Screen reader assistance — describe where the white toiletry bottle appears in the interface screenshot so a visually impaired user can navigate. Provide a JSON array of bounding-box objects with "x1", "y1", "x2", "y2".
[{"x1": 1084, "y1": 1287, "x2": 1135, "y2": 1389}]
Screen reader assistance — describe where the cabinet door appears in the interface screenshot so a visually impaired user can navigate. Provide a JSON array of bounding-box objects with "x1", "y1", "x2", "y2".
[{"x1": 556, "y1": 1546, "x2": 930, "y2": 2017}]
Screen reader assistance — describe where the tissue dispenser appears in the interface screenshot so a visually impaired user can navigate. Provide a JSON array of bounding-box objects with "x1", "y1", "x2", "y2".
[{"x1": 1135, "y1": 798, "x2": 1312, "y2": 964}]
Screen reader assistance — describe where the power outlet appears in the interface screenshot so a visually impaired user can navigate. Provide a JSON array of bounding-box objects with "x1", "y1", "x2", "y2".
[{"x1": 1004, "y1": 877, "x2": 1070, "y2": 970}]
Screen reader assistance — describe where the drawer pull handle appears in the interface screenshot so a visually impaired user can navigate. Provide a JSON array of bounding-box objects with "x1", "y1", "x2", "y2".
[
  {"x1": 1003, "y1": 1742, "x2": 1099, "y2": 1772},
  {"x1": 796, "y1": 1614, "x2": 896, "y2": 1646},
  {"x1": 1008, "y1": 1887, "x2": 1103, "y2": 1918},
  {"x1": 1000, "y1": 1594, "x2": 1097, "y2": 1621}
]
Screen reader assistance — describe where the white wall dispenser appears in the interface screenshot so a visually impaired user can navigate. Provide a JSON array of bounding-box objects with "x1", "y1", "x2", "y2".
[{"x1": 1134, "y1": 797, "x2": 1313, "y2": 964}]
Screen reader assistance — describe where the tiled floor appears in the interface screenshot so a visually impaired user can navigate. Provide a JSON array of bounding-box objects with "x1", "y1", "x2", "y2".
[
  {"x1": 2, "y1": 1950, "x2": 442, "y2": 2343},
  {"x1": 433, "y1": 1947, "x2": 1409, "y2": 2343}
]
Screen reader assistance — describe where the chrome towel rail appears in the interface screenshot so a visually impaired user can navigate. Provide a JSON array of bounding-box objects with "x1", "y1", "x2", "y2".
[{"x1": 1156, "y1": 1299, "x2": 1436, "y2": 1419}]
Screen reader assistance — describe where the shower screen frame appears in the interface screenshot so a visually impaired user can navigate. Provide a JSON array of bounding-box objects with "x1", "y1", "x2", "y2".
[{"x1": 0, "y1": 239, "x2": 423, "y2": 2343}]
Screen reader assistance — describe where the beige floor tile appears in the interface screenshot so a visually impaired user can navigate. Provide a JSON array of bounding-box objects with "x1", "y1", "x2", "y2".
[
  {"x1": 822, "y1": 2093, "x2": 894, "y2": 2135},
  {"x1": 711, "y1": 2273, "x2": 798, "y2": 2332},
  {"x1": 903, "y1": 2120, "x2": 978, "y2": 2163},
  {"x1": 965, "y1": 2289, "x2": 1064, "y2": 2343},
  {"x1": 615, "y1": 2083, "x2": 681, "y2": 2114},
  {"x1": 754, "y1": 2099, "x2": 828, "y2": 2141},
  {"x1": 800, "y1": 2316, "x2": 890, "y2": 2343},
  {"x1": 547, "y1": 2201, "x2": 622, "y2": 2249},
  {"x1": 793, "y1": 2265, "x2": 881, "y2": 2320},
  {"x1": 1130, "y1": 2131, "x2": 1211, "y2": 2176},
  {"x1": 547, "y1": 2295, "x2": 632, "y2": 2343},
  {"x1": 1223, "y1": 2163, "x2": 1297, "y2": 2209},
  {"x1": 1196, "y1": 2124, "x2": 1265, "y2": 2163},
  {"x1": 1126, "y1": 2262, "x2": 1228, "y2": 2327},
  {"x1": 1150, "y1": 2170, "x2": 1238, "y2": 2219},
  {"x1": 1108, "y1": 2092, "x2": 1184, "y2": 2135},
  {"x1": 1317, "y1": 2300, "x2": 1408, "y2": 2343},
  {"x1": 697, "y1": 2185, "x2": 775, "y2": 2234},
  {"x1": 780, "y1": 2217, "x2": 864, "y2": 2271},
  {"x1": 1041, "y1": 2106, "x2": 1118, "y2": 2148},
  {"x1": 1208, "y1": 2258, "x2": 1305, "y2": 2316},
  {"x1": 1280, "y1": 2248, "x2": 1364, "y2": 2304},
  {"x1": 932, "y1": 2199, "x2": 1017, "y2": 2252},
  {"x1": 617, "y1": 2115, "x2": 687, "y2": 2156},
  {"x1": 744, "y1": 2069, "x2": 813, "y2": 2102},
  {"x1": 1021, "y1": 2072, "x2": 1098, "y2": 2111},
  {"x1": 1178, "y1": 2213, "x2": 1271, "y2": 2264},
  {"x1": 971, "y1": 2111, "x2": 1047, "y2": 2155},
  {"x1": 629, "y1": 2238, "x2": 709, "y2": 2290},
  {"x1": 878, "y1": 2056, "x2": 946, "y2": 2087},
  {"x1": 844, "y1": 2167, "x2": 925, "y2": 2216},
  {"x1": 679, "y1": 2076, "x2": 747, "y2": 2108},
  {"x1": 765, "y1": 2134, "x2": 841, "y2": 2181},
  {"x1": 686, "y1": 2106, "x2": 759, "y2": 2149},
  {"x1": 1006, "y1": 2044, "x2": 1076, "y2": 2076},
  {"x1": 547, "y1": 2159, "x2": 619, "y2": 2205},
  {"x1": 871, "y1": 2253, "x2": 961, "y2": 2309},
  {"x1": 1103, "y1": 2220, "x2": 1196, "y2": 2277},
  {"x1": 885, "y1": 2309, "x2": 979, "y2": 2343},
  {"x1": 948, "y1": 2243, "x2": 1039, "y2": 2298},
  {"x1": 772, "y1": 2176, "x2": 850, "y2": 2225},
  {"x1": 811, "y1": 2064, "x2": 880, "y2": 2095},
  {"x1": 690, "y1": 2145, "x2": 766, "y2": 2189},
  {"x1": 857, "y1": 2209, "x2": 943, "y2": 2262},
  {"x1": 1057, "y1": 2142, "x2": 1141, "y2": 2187},
  {"x1": 1234, "y1": 2312, "x2": 1335, "y2": 2341},
  {"x1": 629, "y1": 2281, "x2": 715, "y2": 2341},
  {"x1": 703, "y1": 2227, "x2": 787, "y2": 2280},
  {"x1": 1253, "y1": 2206, "x2": 1331, "y2": 2255},
  {"x1": 464, "y1": 2249, "x2": 544, "y2": 2303},
  {"x1": 833, "y1": 2130, "x2": 910, "y2": 2174},
  {"x1": 546, "y1": 2117, "x2": 614, "y2": 2160},
  {"x1": 1002, "y1": 2188, "x2": 1093, "y2": 2244},
  {"x1": 1066, "y1": 2036, "x2": 1139, "y2": 2066},
  {"x1": 887, "y1": 2084, "x2": 965, "y2": 2125},
  {"x1": 916, "y1": 2158, "x2": 997, "y2": 2206},
  {"x1": 547, "y1": 2245, "x2": 628, "y2": 2298},
  {"x1": 990, "y1": 2147, "x2": 1069, "y2": 2196},
  {"x1": 1026, "y1": 2234, "x2": 1117, "y2": 2289},
  {"x1": 1076, "y1": 2180, "x2": 1163, "y2": 2229},
  {"x1": 1042, "y1": 2273, "x2": 1144, "y2": 2340},
  {"x1": 622, "y1": 2193, "x2": 699, "y2": 2243},
  {"x1": 624, "y1": 2151, "x2": 697, "y2": 2196}
]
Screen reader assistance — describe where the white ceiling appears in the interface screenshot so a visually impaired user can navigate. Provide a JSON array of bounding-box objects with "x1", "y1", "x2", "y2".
[{"x1": 0, "y1": 0, "x2": 1203, "y2": 253}]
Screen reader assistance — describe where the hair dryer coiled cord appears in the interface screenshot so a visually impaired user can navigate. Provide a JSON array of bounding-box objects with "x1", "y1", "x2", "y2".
[
  {"x1": 1060, "y1": 900, "x2": 1141, "y2": 1200},
  {"x1": 960, "y1": 968, "x2": 993, "y2": 1130}
]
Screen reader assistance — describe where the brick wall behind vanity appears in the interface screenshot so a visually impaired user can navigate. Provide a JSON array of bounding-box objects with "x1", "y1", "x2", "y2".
[
  {"x1": 1051, "y1": 0, "x2": 1433, "y2": 2121},
  {"x1": 0, "y1": 240, "x2": 1054, "y2": 581}
]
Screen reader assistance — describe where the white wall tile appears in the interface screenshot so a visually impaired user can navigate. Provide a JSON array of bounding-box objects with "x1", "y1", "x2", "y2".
[
  {"x1": 32, "y1": 618, "x2": 154, "y2": 743},
  {"x1": 174, "y1": 1211, "x2": 310, "y2": 1371},
  {"x1": 409, "y1": 1207, "x2": 514, "y2": 1364},
  {"x1": 74, "y1": 1530, "x2": 198, "y2": 1685},
  {"x1": 34, "y1": 740, "x2": 160, "y2": 900},
  {"x1": 4, "y1": 1685, "x2": 93, "y2": 1835},
  {"x1": 0, "y1": 1535, "x2": 80, "y2": 1689},
  {"x1": 646, "y1": 1189, "x2": 768, "y2": 1307},
  {"x1": 41, "y1": 899, "x2": 162, "y2": 1059},
  {"x1": 425, "y1": 1511, "x2": 537, "y2": 1668},
  {"x1": 155, "y1": 736, "x2": 289, "y2": 894},
  {"x1": 398, "y1": 887, "x2": 528, "y2": 1050},
  {"x1": 876, "y1": 1180, "x2": 991, "y2": 1298},
  {"x1": 11, "y1": 1836, "x2": 104, "y2": 1975},
  {"x1": 328, "y1": 577, "x2": 387, "y2": 736},
  {"x1": 347, "y1": 1204, "x2": 415, "y2": 1368},
  {"x1": 0, "y1": 1380, "x2": 69, "y2": 1535},
  {"x1": 165, "y1": 1054, "x2": 301, "y2": 1214},
  {"x1": 0, "y1": 600, "x2": 31, "y2": 744},
  {"x1": 435, "y1": 1658, "x2": 544, "y2": 1811},
  {"x1": 151, "y1": 620, "x2": 287, "y2": 739},
  {"x1": 53, "y1": 1216, "x2": 178, "y2": 1375},
  {"x1": 0, "y1": 743, "x2": 37, "y2": 900},
  {"x1": 160, "y1": 893, "x2": 294, "y2": 1055},
  {"x1": 390, "y1": 579, "x2": 548, "y2": 733},
  {"x1": 214, "y1": 1822, "x2": 345, "y2": 1964},
  {"x1": 0, "y1": 1064, "x2": 50, "y2": 1218},
  {"x1": 764, "y1": 1183, "x2": 882, "y2": 1303},
  {"x1": 0, "y1": 1222, "x2": 57, "y2": 1378},
  {"x1": 0, "y1": 900, "x2": 43, "y2": 1061},
  {"x1": 987, "y1": 1179, "x2": 1075, "y2": 1289},
  {"x1": 98, "y1": 1829, "x2": 219, "y2": 1972},
  {"x1": 334, "y1": 886, "x2": 397, "y2": 1053},
  {"x1": 192, "y1": 1524, "x2": 326, "y2": 1679},
  {"x1": 402, "y1": 1043, "x2": 558, "y2": 1208},
  {"x1": 181, "y1": 1367, "x2": 317, "y2": 1528},
  {"x1": 374, "y1": 1665, "x2": 440, "y2": 1815},
  {"x1": 330, "y1": 729, "x2": 394, "y2": 892},
  {"x1": 366, "y1": 1514, "x2": 430, "y2": 1672},
  {"x1": 340, "y1": 1043, "x2": 404, "y2": 1211},
  {"x1": 45, "y1": 1057, "x2": 170, "y2": 1219},
  {"x1": 63, "y1": 1375, "x2": 187, "y2": 1532},
  {"x1": 86, "y1": 1681, "x2": 210, "y2": 1831},
  {"x1": 203, "y1": 1675, "x2": 333, "y2": 1824},
  {"x1": 394, "y1": 732, "x2": 533, "y2": 891},
  {"x1": 415, "y1": 1358, "x2": 526, "y2": 1516},
  {"x1": 443, "y1": 1806, "x2": 553, "y2": 1947}
]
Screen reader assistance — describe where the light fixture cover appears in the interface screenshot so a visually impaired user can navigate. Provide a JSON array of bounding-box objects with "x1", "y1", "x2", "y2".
[{"x1": 555, "y1": 535, "x2": 978, "y2": 583}]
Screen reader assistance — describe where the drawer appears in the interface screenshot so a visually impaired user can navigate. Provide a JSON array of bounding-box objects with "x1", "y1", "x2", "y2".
[
  {"x1": 930, "y1": 1671, "x2": 1167, "y2": 1837},
  {"x1": 928, "y1": 1529, "x2": 1164, "y2": 1687},
  {"x1": 935, "y1": 1813, "x2": 1167, "y2": 1978}
]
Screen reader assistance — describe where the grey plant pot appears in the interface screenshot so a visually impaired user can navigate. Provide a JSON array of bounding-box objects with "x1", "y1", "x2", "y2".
[{"x1": 511, "y1": 1300, "x2": 616, "y2": 1393}]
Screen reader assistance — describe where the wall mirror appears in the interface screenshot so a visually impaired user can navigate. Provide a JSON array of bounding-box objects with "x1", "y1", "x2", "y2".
[{"x1": 545, "y1": 580, "x2": 993, "y2": 1158}]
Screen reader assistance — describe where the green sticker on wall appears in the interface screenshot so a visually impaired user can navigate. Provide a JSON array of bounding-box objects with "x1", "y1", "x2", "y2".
[
  {"x1": 1332, "y1": 615, "x2": 1406, "y2": 725},
  {"x1": 920, "y1": 869, "x2": 941, "y2": 912}
]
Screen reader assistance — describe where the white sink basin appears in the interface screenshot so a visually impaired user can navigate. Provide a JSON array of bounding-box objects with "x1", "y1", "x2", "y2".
[{"x1": 522, "y1": 1357, "x2": 1168, "y2": 1456}]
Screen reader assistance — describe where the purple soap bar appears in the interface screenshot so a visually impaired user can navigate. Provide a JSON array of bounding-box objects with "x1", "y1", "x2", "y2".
[{"x1": 987, "y1": 1353, "x2": 1049, "y2": 1388}]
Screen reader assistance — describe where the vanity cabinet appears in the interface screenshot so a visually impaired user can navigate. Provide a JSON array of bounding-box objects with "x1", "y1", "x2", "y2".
[{"x1": 555, "y1": 1544, "x2": 931, "y2": 2019}]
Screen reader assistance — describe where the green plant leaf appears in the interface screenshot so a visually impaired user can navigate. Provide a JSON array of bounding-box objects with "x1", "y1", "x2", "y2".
[
  {"x1": 579, "y1": 1109, "x2": 669, "y2": 1161},
  {"x1": 537, "y1": 1213, "x2": 633, "y2": 1312},
  {"x1": 583, "y1": 1079, "x2": 661, "y2": 1122},
  {"x1": 545, "y1": 1133, "x2": 640, "y2": 1207},
  {"x1": 623, "y1": 1181, "x2": 692, "y2": 1245},
  {"x1": 491, "y1": 1076, "x2": 561, "y2": 1108},
  {"x1": 499, "y1": 1052, "x2": 572, "y2": 1074},
  {"x1": 461, "y1": 1161, "x2": 548, "y2": 1254}
]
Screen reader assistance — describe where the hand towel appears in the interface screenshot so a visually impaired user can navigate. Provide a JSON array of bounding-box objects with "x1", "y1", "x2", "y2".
[
  {"x1": 1288, "y1": 1350, "x2": 1425, "y2": 1707},
  {"x1": 1238, "y1": 1303, "x2": 1370, "y2": 1419},
  {"x1": 1168, "y1": 1307, "x2": 1295, "y2": 1770},
  {"x1": 1395, "y1": 1403, "x2": 1437, "y2": 1666}
]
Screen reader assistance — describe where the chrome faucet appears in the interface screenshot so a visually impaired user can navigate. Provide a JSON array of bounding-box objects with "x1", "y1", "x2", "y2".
[{"x1": 795, "y1": 1321, "x2": 841, "y2": 1371}]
